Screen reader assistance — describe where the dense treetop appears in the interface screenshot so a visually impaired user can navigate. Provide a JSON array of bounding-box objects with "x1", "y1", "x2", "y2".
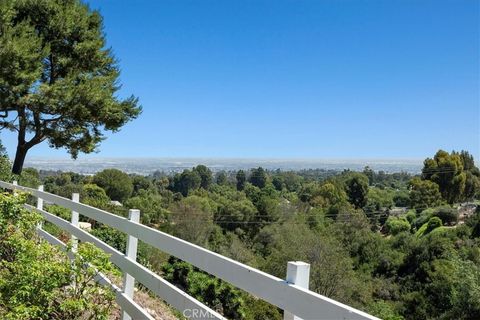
[{"x1": 1, "y1": 149, "x2": 479, "y2": 319}]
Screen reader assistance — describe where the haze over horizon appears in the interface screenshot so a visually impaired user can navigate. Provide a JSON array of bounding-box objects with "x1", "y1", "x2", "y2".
[{"x1": 24, "y1": 156, "x2": 424, "y2": 175}]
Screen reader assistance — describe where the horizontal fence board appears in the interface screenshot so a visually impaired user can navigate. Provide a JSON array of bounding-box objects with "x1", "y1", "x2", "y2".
[
  {"x1": 36, "y1": 228, "x2": 154, "y2": 320},
  {"x1": 29, "y1": 204, "x2": 224, "y2": 320},
  {"x1": 2, "y1": 181, "x2": 378, "y2": 320}
]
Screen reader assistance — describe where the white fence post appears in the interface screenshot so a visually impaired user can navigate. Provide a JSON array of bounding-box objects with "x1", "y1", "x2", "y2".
[
  {"x1": 37, "y1": 185, "x2": 44, "y2": 229},
  {"x1": 71, "y1": 193, "x2": 80, "y2": 253},
  {"x1": 284, "y1": 261, "x2": 310, "y2": 320},
  {"x1": 12, "y1": 180, "x2": 17, "y2": 196},
  {"x1": 122, "y1": 209, "x2": 140, "y2": 320}
]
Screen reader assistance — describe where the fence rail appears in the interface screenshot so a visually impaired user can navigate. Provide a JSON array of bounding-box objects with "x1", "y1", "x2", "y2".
[{"x1": 0, "y1": 180, "x2": 379, "y2": 320}]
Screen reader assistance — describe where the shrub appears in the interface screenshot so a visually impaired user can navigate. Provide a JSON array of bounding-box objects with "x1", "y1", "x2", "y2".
[
  {"x1": 426, "y1": 217, "x2": 443, "y2": 232},
  {"x1": 416, "y1": 217, "x2": 443, "y2": 237},
  {"x1": 163, "y1": 257, "x2": 247, "y2": 318},
  {"x1": 385, "y1": 216, "x2": 411, "y2": 235},
  {"x1": 405, "y1": 210, "x2": 416, "y2": 224},
  {"x1": 244, "y1": 296, "x2": 282, "y2": 320},
  {"x1": 432, "y1": 207, "x2": 458, "y2": 225},
  {"x1": 81, "y1": 184, "x2": 110, "y2": 207},
  {"x1": 0, "y1": 192, "x2": 116, "y2": 319},
  {"x1": 393, "y1": 191, "x2": 410, "y2": 207}
]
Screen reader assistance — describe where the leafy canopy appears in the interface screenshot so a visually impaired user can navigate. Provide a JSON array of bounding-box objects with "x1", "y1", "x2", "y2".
[{"x1": 0, "y1": 0, "x2": 141, "y2": 173}]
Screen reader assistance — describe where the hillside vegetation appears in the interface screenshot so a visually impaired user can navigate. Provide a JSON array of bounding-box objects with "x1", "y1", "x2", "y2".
[
  {"x1": 0, "y1": 192, "x2": 116, "y2": 319},
  {"x1": 3, "y1": 149, "x2": 478, "y2": 320}
]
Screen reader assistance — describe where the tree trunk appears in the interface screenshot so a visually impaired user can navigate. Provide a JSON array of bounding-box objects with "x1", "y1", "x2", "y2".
[{"x1": 12, "y1": 145, "x2": 27, "y2": 175}]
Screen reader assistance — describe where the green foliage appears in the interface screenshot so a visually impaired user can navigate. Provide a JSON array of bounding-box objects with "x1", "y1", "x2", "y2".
[
  {"x1": 385, "y1": 216, "x2": 411, "y2": 235},
  {"x1": 168, "y1": 195, "x2": 216, "y2": 246},
  {"x1": 416, "y1": 217, "x2": 443, "y2": 237},
  {"x1": 405, "y1": 210, "x2": 416, "y2": 224},
  {"x1": 90, "y1": 225, "x2": 126, "y2": 253},
  {"x1": 172, "y1": 169, "x2": 201, "y2": 196},
  {"x1": 0, "y1": 192, "x2": 115, "y2": 319},
  {"x1": 0, "y1": 0, "x2": 141, "y2": 174},
  {"x1": 81, "y1": 183, "x2": 110, "y2": 207},
  {"x1": 163, "y1": 257, "x2": 247, "y2": 318},
  {"x1": 314, "y1": 182, "x2": 349, "y2": 208},
  {"x1": 216, "y1": 171, "x2": 228, "y2": 186},
  {"x1": 422, "y1": 150, "x2": 480, "y2": 203},
  {"x1": 260, "y1": 222, "x2": 358, "y2": 303},
  {"x1": 367, "y1": 301, "x2": 403, "y2": 320},
  {"x1": 23, "y1": 158, "x2": 480, "y2": 320},
  {"x1": 365, "y1": 187, "x2": 394, "y2": 212},
  {"x1": 249, "y1": 167, "x2": 268, "y2": 188},
  {"x1": 409, "y1": 177, "x2": 443, "y2": 211},
  {"x1": 426, "y1": 216, "x2": 443, "y2": 232},
  {"x1": 131, "y1": 174, "x2": 154, "y2": 196},
  {"x1": 393, "y1": 190, "x2": 410, "y2": 207},
  {"x1": 243, "y1": 296, "x2": 282, "y2": 320},
  {"x1": 236, "y1": 170, "x2": 247, "y2": 191},
  {"x1": 125, "y1": 191, "x2": 168, "y2": 225},
  {"x1": 93, "y1": 168, "x2": 133, "y2": 202},
  {"x1": 343, "y1": 172, "x2": 369, "y2": 209},
  {"x1": 299, "y1": 181, "x2": 349, "y2": 210},
  {"x1": 46, "y1": 204, "x2": 71, "y2": 220},
  {"x1": 215, "y1": 198, "x2": 257, "y2": 234},
  {"x1": 18, "y1": 167, "x2": 40, "y2": 188},
  {"x1": 363, "y1": 166, "x2": 412, "y2": 189},
  {"x1": 398, "y1": 231, "x2": 480, "y2": 319},
  {"x1": 432, "y1": 206, "x2": 458, "y2": 225},
  {"x1": 0, "y1": 154, "x2": 13, "y2": 183},
  {"x1": 468, "y1": 209, "x2": 480, "y2": 238},
  {"x1": 43, "y1": 172, "x2": 83, "y2": 198},
  {"x1": 193, "y1": 165, "x2": 213, "y2": 189}
]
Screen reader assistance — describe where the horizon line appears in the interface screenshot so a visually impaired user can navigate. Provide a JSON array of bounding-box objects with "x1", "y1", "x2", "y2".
[{"x1": 24, "y1": 156, "x2": 425, "y2": 161}]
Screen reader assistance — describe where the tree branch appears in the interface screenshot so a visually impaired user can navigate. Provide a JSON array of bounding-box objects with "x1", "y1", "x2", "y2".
[{"x1": 24, "y1": 110, "x2": 45, "y2": 149}]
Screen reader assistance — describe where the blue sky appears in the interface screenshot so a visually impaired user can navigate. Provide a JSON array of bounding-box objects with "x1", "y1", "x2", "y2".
[{"x1": 3, "y1": 0, "x2": 479, "y2": 160}]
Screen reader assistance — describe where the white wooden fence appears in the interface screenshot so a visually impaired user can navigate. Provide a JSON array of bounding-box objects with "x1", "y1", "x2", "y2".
[{"x1": 1, "y1": 180, "x2": 379, "y2": 320}]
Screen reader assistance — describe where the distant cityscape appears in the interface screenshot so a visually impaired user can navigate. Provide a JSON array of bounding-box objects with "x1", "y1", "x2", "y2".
[{"x1": 23, "y1": 157, "x2": 424, "y2": 175}]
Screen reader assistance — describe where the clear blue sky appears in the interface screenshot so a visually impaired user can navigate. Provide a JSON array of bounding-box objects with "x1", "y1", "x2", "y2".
[{"x1": 3, "y1": 0, "x2": 479, "y2": 160}]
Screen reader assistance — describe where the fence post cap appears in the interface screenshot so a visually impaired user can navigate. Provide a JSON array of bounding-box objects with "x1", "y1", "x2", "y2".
[
  {"x1": 288, "y1": 261, "x2": 310, "y2": 267},
  {"x1": 128, "y1": 209, "x2": 140, "y2": 221}
]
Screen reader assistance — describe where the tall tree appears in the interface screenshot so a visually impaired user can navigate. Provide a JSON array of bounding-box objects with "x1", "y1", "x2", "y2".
[
  {"x1": 0, "y1": 0, "x2": 141, "y2": 174},
  {"x1": 236, "y1": 170, "x2": 246, "y2": 191},
  {"x1": 216, "y1": 171, "x2": 228, "y2": 186},
  {"x1": 409, "y1": 177, "x2": 442, "y2": 211},
  {"x1": 343, "y1": 173, "x2": 369, "y2": 209},
  {"x1": 173, "y1": 169, "x2": 201, "y2": 196},
  {"x1": 193, "y1": 165, "x2": 213, "y2": 190},
  {"x1": 93, "y1": 169, "x2": 133, "y2": 202},
  {"x1": 421, "y1": 150, "x2": 478, "y2": 203},
  {"x1": 249, "y1": 167, "x2": 267, "y2": 189}
]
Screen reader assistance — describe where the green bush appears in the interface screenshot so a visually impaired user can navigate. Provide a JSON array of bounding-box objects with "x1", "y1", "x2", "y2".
[
  {"x1": 432, "y1": 206, "x2": 458, "y2": 225},
  {"x1": 0, "y1": 192, "x2": 116, "y2": 319},
  {"x1": 163, "y1": 257, "x2": 247, "y2": 318},
  {"x1": 393, "y1": 191, "x2": 410, "y2": 207},
  {"x1": 405, "y1": 210, "x2": 416, "y2": 224},
  {"x1": 416, "y1": 217, "x2": 443, "y2": 237},
  {"x1": 385, "y1": 216, "x2": 411, "y2": 235}
]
